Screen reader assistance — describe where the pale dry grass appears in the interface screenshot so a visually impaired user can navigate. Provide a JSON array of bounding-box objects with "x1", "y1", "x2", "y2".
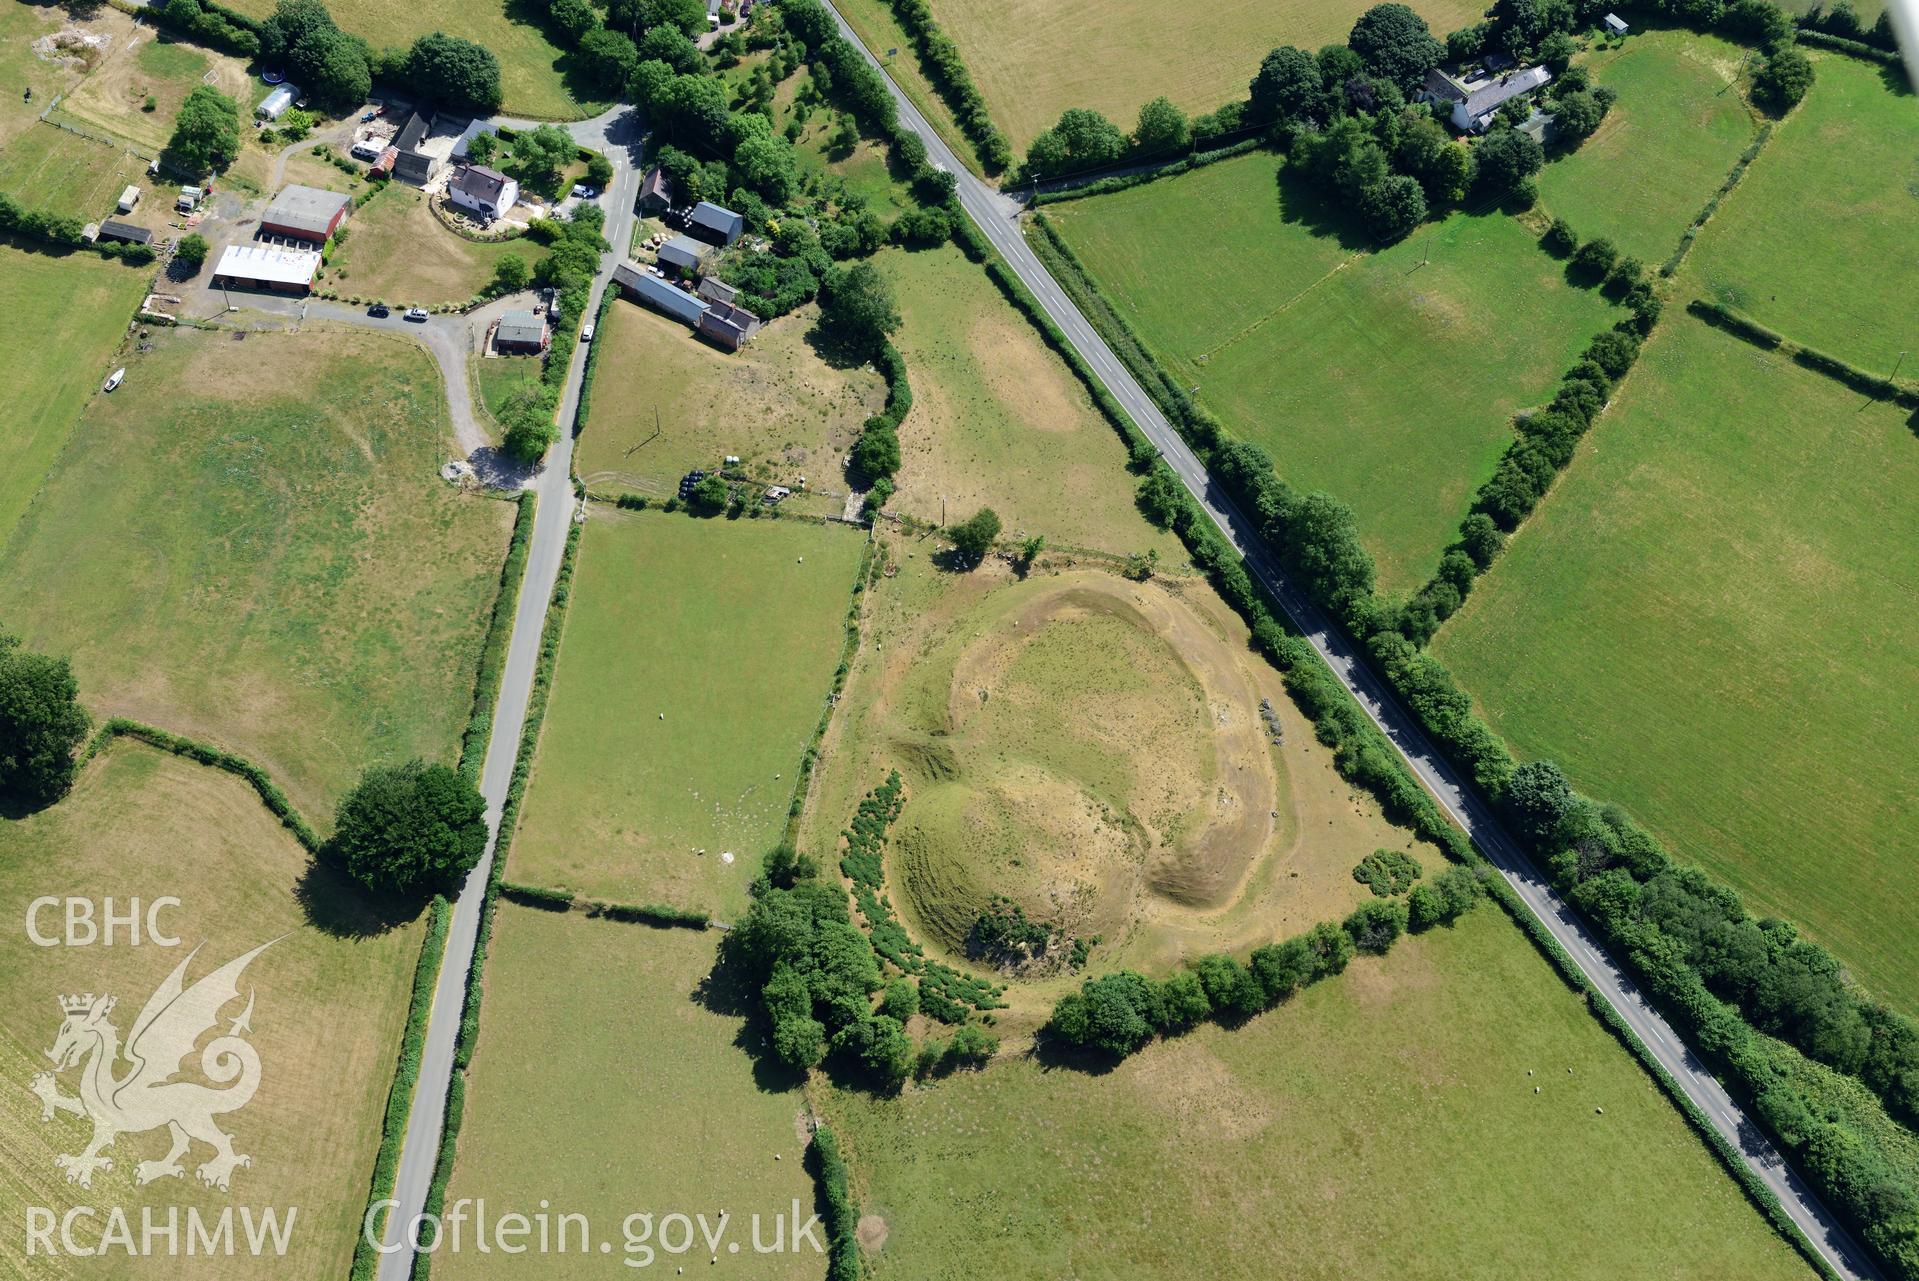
[{"x1": 0, "y1": 744, "x2": 423, "y2": 1281}]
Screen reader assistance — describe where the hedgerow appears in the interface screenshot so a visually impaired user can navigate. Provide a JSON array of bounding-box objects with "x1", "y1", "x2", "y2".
[
  {"x1": 881, "y1": 0, "x2": 1013, "y2": 172},
  {"x1": 808, "y1": 1124, "x2": 860, "y2": 1281},
  {"x1": 413, "y1": 518, "x2": 583, "y2": 1274},
  {"x1": 81, "y1": 719, "x2": 321, "y2": 853},
  {"x1": 348, "y1": 894, "x2": 450, "y2": 1280},
  {"x1": 458, "y1": 492, "x2": 535, "y2": 781}
]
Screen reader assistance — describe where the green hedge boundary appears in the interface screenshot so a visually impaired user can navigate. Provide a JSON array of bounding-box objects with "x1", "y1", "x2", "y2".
[
  {"x1": 79, "y1": 719, "x2": 322, "y2": 853},
  {"x1": 1690, "y1": 299, "x2": 1919, "y2": 406},
  {"x1": 947, "y1": 212, "x2": 1842, "y2": 1281},
  {"x1": 570, "y1": 286, "x2": 619, "y2": 439},
  {"x1": 1794, "y1": 26, "x2": 1908, "y2": 67},
  {"x1": 1029, "y1": 137, "x2": 1267, "y2": 205},
  {"x1": 498, "y1": 881, "x2": 711, "y2": 928},
  {"x1": 1658, "y1": 124, "x2": 1773, "y2": 278},
  {"x1": 809, "y1": 1124, "x2": 860, "y2": 1281},
  {"x1": 413, "y1": 517, "x2": 583, "y2": 1275},
  {"x1": 348, "y1": 894, "x2": 452, "y2": 1281},
  {"x1": 459, "y1": 492, "x2": 536, "y2": 781}
]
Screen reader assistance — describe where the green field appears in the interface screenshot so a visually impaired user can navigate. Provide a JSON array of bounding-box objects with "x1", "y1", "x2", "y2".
[
  {"x1": 0, "y1": 326, "x2": 514, "y2": 820},
  {"x1": 219, "y1": 0, "x2": 593, "y2": 118},
  {"x1": 507, "y1": 511, "x2": 867, "y2": 919},
  {"x1": 1689, "y1": 53, "x2": 1919, "y2": 372},
  {"x1": 474, "y1": 351, "x2": 544, "y2": 426},
  {"x1": 1045, "y1": 156, "x2": 1619, "y2": 589},
  {"x1": 879, "y1": 245, "x2": 1183, "y2": 560},
  {"x1": 824, "y1": 907, "x2": 1812, "y2": 1280},
  {"x1": 0, "y1": 121, "x2": 146, "y2": 217},
  {"x1": 0, "y1": 244, "x2": 145, "y2": 543},
  {"x1": 327, "y1": 184, "x2": 550, "y2": 307},
  {"x1": 916, "y1": 0, "x2": 1482, "y2": 152},
  {"x1": 438, "y1": 908, "x2": 821, "y2": 1280},
  {"x1": 575, "y1": 299, "x2": 887, "y2": 509},
  {"x1": 1536, "y1": 28, "x2": 1763, "y2": 265},
  {"x1": 1433, "y1": 316, "x2": 1919, "y2": 1012},
  {"x1": 0, "y1": 742, "x2": 423, "y2": 1281}
]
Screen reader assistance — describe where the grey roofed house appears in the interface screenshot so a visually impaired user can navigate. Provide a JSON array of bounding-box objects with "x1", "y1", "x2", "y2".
[
  {"x1": 657, "y1": 234, "x2": 709, "y2": 274},
  {"x1": 1457, "y1": 65, "x2": 1553, "y2": 127},
  {"x1": 1604, "y1": 11, "x2": 1629, "y2": 32},
  {"x1": 96, "y1": 219, "x2": 153, "y2": 246},
  {"x1": 614, "y1": 263, "x2": 709, "y2": 326},
  {"x1": 698, "y1": 276, "x2": 738, "y2": 306},
  {"x1": 495, "y1": 308, "x2": 548, "y2": 350},
  {"x1": 686, "y1": 200, "x2": 744, "y2": 246},
  {"x1": 261, "y1": 184, "x2": 351, "y2": 240},
  {"x1": 451, "y1": 164, "x2": 511, "y2": 208}
]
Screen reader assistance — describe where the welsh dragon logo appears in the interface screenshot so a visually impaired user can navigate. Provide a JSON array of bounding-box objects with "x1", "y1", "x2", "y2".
[{"x1": 29, "y1": 940, "x2": 277, "y2": 1192}]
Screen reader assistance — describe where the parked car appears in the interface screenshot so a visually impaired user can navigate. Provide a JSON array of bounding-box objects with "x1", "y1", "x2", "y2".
[
  {"x1": 580, "y1": 323, "x2": 595, "y2": 342},
  {"x1": 405, "y1": 307, "x2": 429, "y2": 322},
  {"x1": 368, "y1": 302, "x2": 390, "y2": 318},
  {"x1": 570, "y1": 184, "x2": 600, "y2": 200}
]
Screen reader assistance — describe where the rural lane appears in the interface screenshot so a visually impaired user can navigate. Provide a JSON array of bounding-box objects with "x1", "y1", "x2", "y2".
[
  {"x1": 371, "y1": 103, "x2": 646, "y2": 1281},
  {"x1": 818, "y1": 5, "x2": 1884, "y2": 1278}
]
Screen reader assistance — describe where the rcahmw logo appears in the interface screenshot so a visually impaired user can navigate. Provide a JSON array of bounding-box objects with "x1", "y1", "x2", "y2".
[{"x1": 22, "y1": 938, "x2": 300, "y2": 1259}]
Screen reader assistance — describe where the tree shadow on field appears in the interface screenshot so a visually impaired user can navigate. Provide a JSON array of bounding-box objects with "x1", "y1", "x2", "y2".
[
  {"x1": 294, "y1": 858, "x2": 424, "y2": 939},
  {"x1": 1030, "y1": 1032, "x2": 1124, "y2": 1077},
  {"x1": 803, "y1": 317, "x2": 873, "y2": 372},
  {"x1": 696, "y1": 955, "x2": 812, "y2": 1097},
  {"x1": 1273, "y1": 164, "x2": 1374, "y2": 253}
]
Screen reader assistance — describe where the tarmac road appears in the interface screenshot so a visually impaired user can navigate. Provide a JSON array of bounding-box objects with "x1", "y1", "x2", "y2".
[
  {"x1": 817, "y1": 5, "x2": 1883, "y2": 1278},
  {"x1": 370, "y1": 103, "x2": 646, "y2": 1281}
]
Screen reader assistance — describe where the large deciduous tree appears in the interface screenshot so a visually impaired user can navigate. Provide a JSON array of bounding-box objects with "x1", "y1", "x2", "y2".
[
  {"x1": 405, "y1": 32, "x2": 504, "y2": 114},
  {"x1": 1248, "y1": 45, "x2": 1324, "y2": 125},
  {"x1": 327, "y1": 759, "x2": 487, "y2": 898},
  {"x1": 165, "y1": 85, "x2": 241, "y2": 177},
  {"x1": 1347, "y1": 4, "x2": 1445, "y2": 92},
  {"x1": 0, "y1": 631, "x2": 91, "y2": 808}
]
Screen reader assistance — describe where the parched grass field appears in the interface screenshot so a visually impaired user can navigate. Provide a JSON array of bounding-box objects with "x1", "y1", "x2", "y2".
[
  {"x1": 507, "y1": 510, "x2": 868, "y2": 919},
  {"x1": 1433, "y1": 316, "x2": 1919, "y2": 1013},
  {"x1": 326, "y1": 184, "x2": 550, "y2": 307},
  {"x1": 0, "y1": 326, "x2": 515, "y2": 820},
  {"x1": 61, "y1": 26, "x2": 257, "y2": 155},
  {"x1": 0, "y1": 244, "x2": 144, "y2": 543},
  {"x1": 914, "y1": 0, "x2": 1483, "y2": 153},
  {"x1": 221, "y1": 0, "x2": 594, "y2": 119},
  {"x1": 879, "y1": 245, "x2": 1182, "y2": 561},
  {"x1": 1045, "y1": 156, "x2": 1619, "y2": 589},
  {"x1": 575, "y1": 299, "x2": 887, "y2": 508},
  {"x1": 1536, "y1": 27, "x2": 1763, "y2": 265},
  {"x1": 800, "y1": 551, "x2": 1424, "y2": 1027},
  {"x1": 823, "y1": 906, "x2": 1814, "y2": 1281},
  {"x1": 0, "y1": 2, "x2": 97, "y2": 149},
  {"x1": 0, "y1": 743, "x2": 424, "y2": 1281},
  {"x1": 1689, "y1": 53, "x2": 1919, "y2": 371},
  {"x1": 438, "y1": 908, "x2": 820, "y2": 1281}
]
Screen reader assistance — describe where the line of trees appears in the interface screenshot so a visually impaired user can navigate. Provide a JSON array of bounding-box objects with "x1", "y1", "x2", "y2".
[{"x1": 1050, "y1": 865, "x2": 1482, "y2": 1058}]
